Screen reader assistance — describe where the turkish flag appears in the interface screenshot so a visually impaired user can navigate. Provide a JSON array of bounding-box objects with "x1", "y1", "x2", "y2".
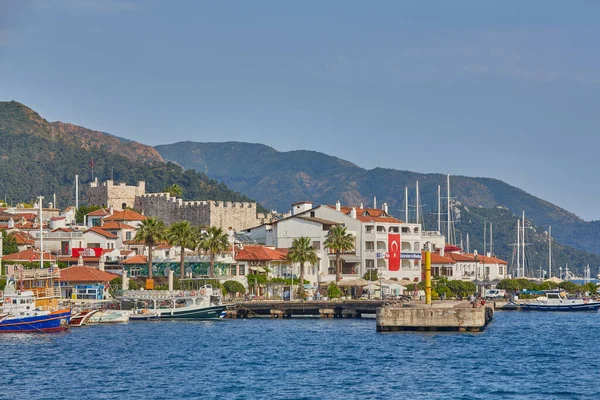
[{"x1": 388, "y1": 233, "x2": 401, "y2": 271}]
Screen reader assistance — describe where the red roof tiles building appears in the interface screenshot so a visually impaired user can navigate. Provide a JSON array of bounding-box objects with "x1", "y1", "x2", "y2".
[
  {"x1": 235, "y1": 246, "x2": 288, "y2": 262},
  {"x1": 60, "y1": 266, "x2": 118, "y2": 283},
  {"x1": 104, "y1": 209, "x2": 146, "y2": 222},
  {"x1": 2, "y1": 248, "x2": 54, "y2": 262}
]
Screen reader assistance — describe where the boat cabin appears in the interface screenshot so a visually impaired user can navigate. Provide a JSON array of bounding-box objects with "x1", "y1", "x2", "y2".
[{"x1": 2, "y1": 281, "x2": 49, "y2": 318}]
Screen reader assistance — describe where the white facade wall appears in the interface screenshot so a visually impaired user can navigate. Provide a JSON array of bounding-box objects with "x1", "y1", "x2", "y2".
[{"x1": 82, "y1": 231, "x2": 118, "y2": 250}]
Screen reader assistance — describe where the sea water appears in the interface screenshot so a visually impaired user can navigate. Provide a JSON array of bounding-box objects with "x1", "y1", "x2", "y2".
[{"x1": 2, "y1": 312, "x2": 599, "y2": 399}]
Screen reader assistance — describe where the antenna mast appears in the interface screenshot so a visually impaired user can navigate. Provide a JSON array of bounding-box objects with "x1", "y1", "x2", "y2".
[
  {"x1": 516, "y1": 219, "x2": 521, "y2": 278},
  {"x1": 522, "y1": 211, "x2": 526, "y2": 278},
  {"x1": 548, "y1": 226, "x2": 552, "y2": 279},
  {"x1": 437, "y1": 185, "x2": 441, "y2": 233},
  {"x1": 446, "y1": 174, "x2": 451, "y2": 245},
  {"x1": 415, "y1": 181, "x2": 420, "y2": 226},
  {"x1": 404, "y1": 187, "x2": 408, "y2": 223}
]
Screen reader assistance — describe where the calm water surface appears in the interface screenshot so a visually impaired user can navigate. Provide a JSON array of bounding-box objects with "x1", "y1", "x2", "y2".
[{"x1": 2, "y1": 312, "x2": 599, "y2": 400}]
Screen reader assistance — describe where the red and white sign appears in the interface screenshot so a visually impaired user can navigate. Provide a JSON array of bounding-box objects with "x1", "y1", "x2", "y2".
[
  {"x1": 388, "y1": 233, "x2": 401, "y2": 271},
  {"x1": 72, "y1": 248, "x2": 103, "y2": 257}
]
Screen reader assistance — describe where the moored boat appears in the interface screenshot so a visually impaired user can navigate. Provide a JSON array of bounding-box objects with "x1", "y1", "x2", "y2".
[
  {"x1": 69, "y1": 309, "x2": 99, "y2": 326},
  {"x1": 518, "y1": 290, "x2": 600, "y2": 312},
  {"x1": 119, "y1": 284, "x2": 226, "y2": 320},
  {"x1": 87, "y1": 309, "x2": 130, "y2": 323},
  {"x1": 0, "y1": 281, "x2": 71, "y2": 333}
]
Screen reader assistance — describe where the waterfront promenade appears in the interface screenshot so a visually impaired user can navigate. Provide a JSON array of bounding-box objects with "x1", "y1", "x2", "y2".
[{"x1": 228, "y1": 299, "x2": 389, "y2": 318}]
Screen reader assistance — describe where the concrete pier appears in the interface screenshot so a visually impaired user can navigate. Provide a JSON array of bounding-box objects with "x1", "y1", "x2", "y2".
[{"x1": 376, "y1": 301, "x2": 494, "y2": 332}]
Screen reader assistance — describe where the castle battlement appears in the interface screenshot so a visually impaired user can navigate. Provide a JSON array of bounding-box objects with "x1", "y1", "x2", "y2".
[
  {"x1": 134, "y1": 192, "x2": 262, "y2": 231},
  {"x1": 88, "y1": 179, "x2": 146, "y2": 210}
]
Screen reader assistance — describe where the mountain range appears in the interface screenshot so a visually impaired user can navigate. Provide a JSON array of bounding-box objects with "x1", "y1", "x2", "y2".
[{"x1": 1, "y1": 100, "x2": 598, "y2": 276}]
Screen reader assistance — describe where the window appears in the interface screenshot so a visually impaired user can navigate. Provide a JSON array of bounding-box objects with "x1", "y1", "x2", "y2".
[
  {"x1": 312, "y1": 241, "x2": 321, "y2": 250},
  {"x1": 377, "y1": 226, "x2": 386, "y2": 233},
  {"x1": 310, "y1": 211, "x2": 315, "y2": 217},
  {"x1": 92, "y1": 219, "x2": 101, "y2": 227},
  {"x1": 389, "y1": 226, "x2": 399, "y2": 233},
  {"x1": 365, "y1": 241, "x2": 374, "y2": 250},
  {"x1": 126, "y1": 232, "x2": 132, "y2": 240},
  {"x1": 485, "y1": 266, "x2": 490, "y2": 275},
  {"x1": 499, "y1": 267, "x2": 504, "y2": 275},
  {"x1": 402, "y1": 227, "x2": 410, "y2": 233},
  {"x1": 230, "y1": 265, "x2": 237, "y2": 276},
  {"x1": 88, "y1": 243, "x2": 100, "y2": 248},
  {"x1": 366, "y1": 259, "x2": 375, "y2": 269},
  {"x1": 239, "y1": 265, "x2": 245, "y2": 276},
  {"x1": 365, "y1": 225, "x2": 374, "y2": 233}
]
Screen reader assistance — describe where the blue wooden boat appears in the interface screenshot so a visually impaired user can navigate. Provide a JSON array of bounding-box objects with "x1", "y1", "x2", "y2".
[
  {"x1": 1, "y1": 287, "x2": 71, "y2": 333},
  {"x1": 518, "y1": 291, "x2": 600, "y2": 312}
]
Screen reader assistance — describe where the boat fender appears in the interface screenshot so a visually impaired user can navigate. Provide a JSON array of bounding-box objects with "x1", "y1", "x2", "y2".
[
  {"x1": 199, "y1": 289, "x2": 206, "y2": 296},
  {"x1": 178, "y1": 291, "x2": 184, "y2": 297},
  {"x1": 190, "y1": 291, "x2": 196, "y2": 296}
]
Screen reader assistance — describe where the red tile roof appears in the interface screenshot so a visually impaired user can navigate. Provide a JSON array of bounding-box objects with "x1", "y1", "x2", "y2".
[
  {"x1": 86, "y1": 208, "x2": 111, "y2": 217},
  {"x1": 101, "y1": 221, "x2": 136, "y2": 230},
  {"x1": 2, "y1": 248, "x2": 54, "y2": 262},
  {"x1": 122, "y1": 254, "x2": 148, "y2": 264},
  {"x1": 423, "y1": 251, "x2": 456, "y2": 264},
  {"x1": 446, "y1": 252, "x2": 477, "y2": 262},
  {"x1": 52, "y1": 227, "x2": 74, "y2": 233},
  {"x1": 9, "y1": 231, "x2": 34, "y2": 246},
  {"x1": 327, "y1": 205, "x2": 403, "y2": 223},
  {"x1": 236, "y1": 246, "x2": 288, "y2": 261},
  {"x1": 50, "y1": 216, "x2": 66, "y2": 221},
  {"x1": 465, "y1": 254, "x2": 509, "y2": 265},
  {"x1": 60, "y1": 266, "x2": 118, "y2": 283},
  {"x1": 104, "y1": 209, "x2": 146, "y2": 222},
  {"x1": 86, "y1": 227, "x2": 118, "y2": 239}
]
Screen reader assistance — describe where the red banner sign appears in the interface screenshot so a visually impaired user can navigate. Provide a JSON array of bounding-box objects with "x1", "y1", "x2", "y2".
[
  {"x1": 388, "y1": 233, "x2": 401, "y2": 271},
  {"x1": 72, "y1": 248, "x2": 103, "y2": 257}
]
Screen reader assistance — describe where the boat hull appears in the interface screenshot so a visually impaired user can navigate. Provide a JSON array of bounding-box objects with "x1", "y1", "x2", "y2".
[
  {"x1": 0, "y1": 309, "x2": 71, "y2": 333},
  {"x1": 157, "y1": 305, "x2": 226, "y2": 320},
  {"x1": 519, "y1": 302, "x2": 600, "y2": 312}
]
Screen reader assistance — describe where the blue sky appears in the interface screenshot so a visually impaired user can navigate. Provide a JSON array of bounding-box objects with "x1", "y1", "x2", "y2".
[{"x1": 1, "y1": 1, "x2": 600, "y2": 219}]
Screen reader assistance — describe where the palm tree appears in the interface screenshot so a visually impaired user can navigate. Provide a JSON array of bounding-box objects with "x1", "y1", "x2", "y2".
[
  {"x1": 164, "y1": 184, "x2": 182, "y2": 197},
  {"x1": 198, "y1": 226, "x2": 230, "y2": 277},
  {"x1": 135, "y1": 217, "x2": 167, "y2": 281},
  {"x1": 167, "y1": 220, "x2": 199, "y2": 279},
  {"x1": 324, "y1": 225, "x2": 355, "y2": 282},
  {"x1": 287, "y1": 236, "x2": 318, "y2": 298}
]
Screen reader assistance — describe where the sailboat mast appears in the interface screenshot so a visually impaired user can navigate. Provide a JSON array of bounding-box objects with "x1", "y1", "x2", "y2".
[
  {"x1": 548, "y1": 226, "x2": 552, "y2": 279},
  {"x1": 446, "y1": 174, "x2": 451, "y2": 245},
  {"x1": 415, "y1": 181, "x2": 420, "y2": 225},
  {"x1": 75, "y1": 174, "x2": 79, "y2": 210},
  {"x1": 39, "y1": 196, "x2": 44, "y2": 269},
  {"x1": 466, "y1": 232, "x2": 470, "y2": 254},
  {"x1": 490, "y1": 222, "x2": 493, "y2": 256},
  {"x1": 484, "y1": 221, "x2": 487, "y2": 256},
  {"x1": 437, "y1": 185, "x2": 441, "y2": 233},
  {"x1": 404, "y1": 187, "x2": 409, "y2": 223},
  {"x1": 522, "y1": 211, "x2": 526, "y2": 277},
  {"x1": 516, "y1": 219, "x2": 521, "y2": 278}
]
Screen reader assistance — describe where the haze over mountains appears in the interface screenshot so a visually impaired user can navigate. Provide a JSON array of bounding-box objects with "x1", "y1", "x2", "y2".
[{"x1": 1, "y1": 100, "x2": 599, "y2": 275}]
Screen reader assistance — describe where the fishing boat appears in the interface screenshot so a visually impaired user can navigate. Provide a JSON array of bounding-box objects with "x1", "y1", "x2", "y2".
[
  {"x1": 518, "y1": 291, "x2": 600, "y2": 312},
  {"x1": 69, "y1": 309, "x2": 99, "y2": 327},
  {"x1": 0, "y1": 280, "x2": 71, "y2": 333},
  {"x1": 87, "y1": 309, "x2": 130, "y2": 323},
  {"x1": 119, "y1": 285, "x2": 226, "y2": 320}
]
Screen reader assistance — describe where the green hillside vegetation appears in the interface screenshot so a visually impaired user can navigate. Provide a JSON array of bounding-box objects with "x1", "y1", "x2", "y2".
[
  {"x1": 155, "y1": 141, "x2": 600, "y2": 257},
  {"x1": 0, "y1": 102, "x2": 261, "y2": 210}
]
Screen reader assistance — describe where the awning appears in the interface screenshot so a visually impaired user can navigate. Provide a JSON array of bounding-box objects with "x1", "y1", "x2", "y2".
[{"x1": 249, "y1": 266, "x2": 266, "y2": 273}]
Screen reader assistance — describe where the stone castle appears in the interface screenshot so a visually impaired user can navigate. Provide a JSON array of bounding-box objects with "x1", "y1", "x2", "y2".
[
  {"x1": 88, "y1": 179, "x2": 271, "y2": 231},
  {"x1": 88, "y1": 179, "x2": 145, "y2": 209}
]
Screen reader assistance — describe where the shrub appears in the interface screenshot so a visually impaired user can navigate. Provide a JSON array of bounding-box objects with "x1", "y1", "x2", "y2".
[
  {"x1": 223, "y1": 280, "x2": 246, "y2": 296},
  {"x1": 327, "y1": 283, "x2": 342, "y2": 299}
]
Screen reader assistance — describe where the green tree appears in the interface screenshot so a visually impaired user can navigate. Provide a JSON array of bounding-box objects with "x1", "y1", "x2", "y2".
[
  {"x1": 287, "y1": 236, "x2": 318, "y2": 298},
  {"x1": 135, "y1": 217, "x2": 167, "y2": 281},
  {"x1": 327, "y1": 282, "x2": 342, "y2": 299},
  {"x1": 324, "y1": 225, "x2": 355, "y2": 283},
  {"x1": 167, "y1": 220, "x2": 199, "y2": 279},
  {"x1": 223, "y1": 280, "x2": 246, "y2": 297},
  {"x1": 164, "y1": 184, "x2": 182, "y2": 197},
  {"x1": 362, "y1": 269, "x2": 379, "y2": 281},
  {"x1": 199, "y1": 226, "x2": 230, "y2": 278},
  {"x1": 2, "y1": 231, "x2": 18, "y2": 255},
  {"x1": 75, "y1": 205, "x2": 101, "y2": 224},
  {"x1": 558, "y1": 281, "x2": 579, "y2": 293}
]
